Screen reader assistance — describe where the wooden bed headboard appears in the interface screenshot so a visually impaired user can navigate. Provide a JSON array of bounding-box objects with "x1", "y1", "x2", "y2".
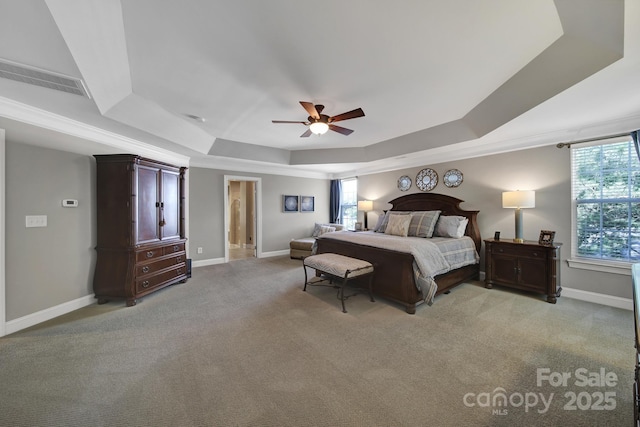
[{"x1": 388, "y1": 193, "x2": 481, "y2": 253}]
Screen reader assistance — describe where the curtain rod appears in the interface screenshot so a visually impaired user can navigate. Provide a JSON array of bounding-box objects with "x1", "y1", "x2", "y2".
[{"x1": 556, "y1": 132, "x2": 630, "y2": 148}]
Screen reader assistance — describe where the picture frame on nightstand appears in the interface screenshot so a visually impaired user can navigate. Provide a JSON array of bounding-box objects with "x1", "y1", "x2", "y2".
[{"x1": 539, "y1": 230, "x2": 556, "y2": 245}]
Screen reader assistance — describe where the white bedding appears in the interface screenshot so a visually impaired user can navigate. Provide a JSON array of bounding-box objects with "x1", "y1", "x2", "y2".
[{"x1": 314, "y1": 231, "x2": 479, "y2": 305}]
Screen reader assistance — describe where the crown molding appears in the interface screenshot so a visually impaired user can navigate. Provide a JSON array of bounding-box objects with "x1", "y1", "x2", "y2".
[{"x1": 0, "y1": 96, "x2": 190, "y2": 166}]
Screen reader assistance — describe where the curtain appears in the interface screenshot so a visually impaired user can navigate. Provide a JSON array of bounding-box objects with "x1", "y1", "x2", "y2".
[
  {"x1": 632, "y1": 130, "x2": 640, "y2": 162},
  {"x1": 329, "y1": 179, "x2": 342, "y2": 223}
]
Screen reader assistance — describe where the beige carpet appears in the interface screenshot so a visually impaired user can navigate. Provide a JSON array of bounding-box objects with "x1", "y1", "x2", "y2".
[{"x1": 0, "y1": 256, "x2": 634, "y2": 426}]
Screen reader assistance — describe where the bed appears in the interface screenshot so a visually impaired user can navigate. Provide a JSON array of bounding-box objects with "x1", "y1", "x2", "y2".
[{"x1": 314, "y1": 193, "x2": 481, "y2": 314}]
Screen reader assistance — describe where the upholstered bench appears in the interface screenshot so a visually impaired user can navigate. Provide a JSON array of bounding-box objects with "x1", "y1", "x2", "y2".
[{"x1": 302, "y1": 253, "x2": 374, "y2": 313}]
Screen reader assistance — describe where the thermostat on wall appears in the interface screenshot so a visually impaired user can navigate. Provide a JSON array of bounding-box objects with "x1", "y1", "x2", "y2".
[{"x1": 62, "y1": 199, "x2": 78, "y2": 208}]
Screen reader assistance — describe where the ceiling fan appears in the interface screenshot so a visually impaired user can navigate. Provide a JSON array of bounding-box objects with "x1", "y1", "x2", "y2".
[{"x1": 272, "y1": 101, "x2": 365, "y2": 137}]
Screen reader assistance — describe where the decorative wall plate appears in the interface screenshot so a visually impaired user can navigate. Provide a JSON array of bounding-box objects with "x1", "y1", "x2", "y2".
[
  {"x1": 416, "y1": 168, "x2": 438, "y2": 192},
  {"x1": 443, "y1": 169, "x2": 463, "y2": 188},
  {"x1": 397, "y1": 175, "x2": 412, "y2": 191}
]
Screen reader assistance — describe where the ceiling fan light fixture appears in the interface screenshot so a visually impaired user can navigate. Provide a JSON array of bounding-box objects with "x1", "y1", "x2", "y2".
[{"x1": 309, "y1": 121, "x2": 329, "y2": 135}]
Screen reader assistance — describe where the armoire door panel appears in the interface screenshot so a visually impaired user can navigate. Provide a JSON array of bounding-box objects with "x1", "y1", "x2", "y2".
[
  {"x1": 161, "y1": 170, "x2": 180, "y2": 240},
  {"x1": 137, "y1": 165, "x2": 160, "y2": 243}
]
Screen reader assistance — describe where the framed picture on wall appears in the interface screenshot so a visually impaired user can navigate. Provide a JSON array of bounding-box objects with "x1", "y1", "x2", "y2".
[
  {"x1": 300, "y1": 196, "x2": 315, "y2": 212},
  {"x1": 283, "y1": 195, "x2": 299, "y2": 212}
]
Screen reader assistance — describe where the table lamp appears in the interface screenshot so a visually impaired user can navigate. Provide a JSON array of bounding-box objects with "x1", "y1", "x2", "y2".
[
  {"x1": 357, "y1": 200, "x2": 373, "y2": 230},
  {"x1": 502, "y1": 190, "x2": 535, "y2": 243}
]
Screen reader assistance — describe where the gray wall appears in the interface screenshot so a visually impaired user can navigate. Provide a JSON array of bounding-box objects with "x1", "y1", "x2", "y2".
[
  {"x1": 357, "y1": 144, "x2": 631, "y2": 299},
  {"x1": 188, "y1": 168, "x2": 330, "y2": 261},
  {"x1": 3, "y1": 139, "x2": 631, "y2": 323},
  {"x1": 6, "y1": 142, "x2": 96, "y2": 320}
]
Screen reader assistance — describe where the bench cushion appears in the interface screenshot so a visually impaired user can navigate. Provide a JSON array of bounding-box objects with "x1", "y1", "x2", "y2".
[{"x1": 304, "y1": 253, "x2": 373, "y2": 278}]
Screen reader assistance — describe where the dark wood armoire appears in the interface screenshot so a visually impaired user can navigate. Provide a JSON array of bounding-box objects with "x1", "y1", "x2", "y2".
[{"x1": 93, "y1": 154, "x2": 187, "y2": 306}]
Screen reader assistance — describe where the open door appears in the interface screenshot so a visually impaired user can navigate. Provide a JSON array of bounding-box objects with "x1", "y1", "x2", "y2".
[{"x1": 224, "y1": 176, "x2": 261, "y2": 262}]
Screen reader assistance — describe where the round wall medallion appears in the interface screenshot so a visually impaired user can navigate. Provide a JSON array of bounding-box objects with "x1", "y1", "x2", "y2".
[
  {"x1": 416, "y1": 168, "x2": 438, "y2": 192},
  {"x1": 443, "y1": 169, "x2": 463, "y2": 188},
  {"x1": 397, "y1": 175, "x2": 412, "y2": 191}
]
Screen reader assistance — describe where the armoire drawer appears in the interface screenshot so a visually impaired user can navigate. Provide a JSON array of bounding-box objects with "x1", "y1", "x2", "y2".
[
  {"x1": 136, "y1": 265, "x2": 186, "y2": 293},
  {"x1": 164, "y1": 242, "x2": 185, "y2": 255},
  {"x1": 136, "y1": 243, "x2": 185, "y2": 263},
  {"x1": 136, "y1": 254, "x2": 185, "y2": 277},
  {"x1": 136, "y1": 248, "x2": 163, "y2": 262}
]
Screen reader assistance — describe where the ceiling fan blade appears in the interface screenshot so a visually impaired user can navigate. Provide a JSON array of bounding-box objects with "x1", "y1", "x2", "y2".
[
  {"x1": 329, "y1": 108, "x2": 365, "y2": 123},
  {"x1": 329, "y1": 124, "x2": 354, "y2": 136},
  {"x1": 300, "y1": 129, "x2": 313, "y2": 138},
  {"x1": 300, "y1": 101, "x2": 320, "y2": 120},
  {"x1": 272, "y1": 120, "x2": 307, "y2": 124},
  {"x1": 315, "y1": 104, "x2": 325, "y2": 114}
]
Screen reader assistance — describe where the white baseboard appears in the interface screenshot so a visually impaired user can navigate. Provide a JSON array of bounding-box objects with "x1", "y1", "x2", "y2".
[
  {"x1": 561, "y1": 287, "x2": 632, "y2": 311},
  {"x1": 5, "y1": 294, "x2": 95, "y2": 335},
  {"x1": 479, "y1": 272, "x2": 631, "y2": 310},
  {"x1": 192, "y1": 257, "x2": 225, "y2": 268},
  {"x1": 191, "y1": 250, "x2": 289, "y2": 268},
  {"x1": 260, "y1": 249, "x2": 289, "y2": 258}
]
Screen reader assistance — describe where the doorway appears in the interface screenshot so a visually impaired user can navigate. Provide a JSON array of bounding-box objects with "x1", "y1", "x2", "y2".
[{"x1": 224, "y1": 176, "x2": 262, "y2": 262}]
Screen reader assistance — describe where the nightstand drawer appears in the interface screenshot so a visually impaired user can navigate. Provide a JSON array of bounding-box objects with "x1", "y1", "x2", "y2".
[{"x1": 492, "y1": 244, "x2": 548, "y2": 259}]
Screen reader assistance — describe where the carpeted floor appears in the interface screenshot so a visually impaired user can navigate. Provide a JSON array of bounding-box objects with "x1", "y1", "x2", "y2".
[{"x1": 0, "y1": 256, "x2": 634, "y2": 426}]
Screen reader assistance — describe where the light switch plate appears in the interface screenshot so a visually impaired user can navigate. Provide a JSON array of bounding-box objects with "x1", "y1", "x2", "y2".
[{"x1": 26, "y1": 215, "x2": 47, "y2": 228}]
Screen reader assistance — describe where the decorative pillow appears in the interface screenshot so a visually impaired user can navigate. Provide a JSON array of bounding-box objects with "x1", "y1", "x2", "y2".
[
  {"x1": 312, "y1": 223, "x2": 336, "y2": 237},
  {"x1": 318, "y1": 225, "x2": 336, "y2": 236},
  {"x1": 375, "y1": 211, "x2": 411, "y2": 233},
  {"x1": 384, "y1": 214, "x2": 412, "y2": 237},
  {"x1": 434, "y1": 216, "x2": 469, "y2": 238},
  {"x1": 372, "y1": 213, "x2": 386, "y2": 232},
  {"x1": 407, "y1": 210, "x2": 441, "y2": 238}
]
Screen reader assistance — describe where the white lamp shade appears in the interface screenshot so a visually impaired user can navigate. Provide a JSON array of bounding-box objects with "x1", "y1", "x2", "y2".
[
  {"x1": 502, "y1": 190, "x2": 535, "y2": 209},
  {"x1": 357, "y1": 200, "x2": 373, "y2": 211},
  {"x1": 309, "y1": 122, "x2": 329, "y2": 135}
]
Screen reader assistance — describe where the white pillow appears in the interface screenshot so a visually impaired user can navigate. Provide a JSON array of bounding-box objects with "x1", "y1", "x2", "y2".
[
  {"x1": 318, "y1": 225, "x2": 336, "y2": 236},
  {"x1": 313, "y1": 223, "x2": 337, "y2": 237},
  {"x1": 434, "y1": 216, "x2": 468, "y2": 238},
  {"x1": 372, "y1": 213, "x2": 386, "y2": 232},
  {"x1": 384, "y1": 214, "x2": 412, "y2": 237}
]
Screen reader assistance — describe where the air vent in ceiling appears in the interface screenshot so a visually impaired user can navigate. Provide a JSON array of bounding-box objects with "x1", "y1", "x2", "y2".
[{"x1": 0, "y1": 58, "x2": 90, "y2": 98}]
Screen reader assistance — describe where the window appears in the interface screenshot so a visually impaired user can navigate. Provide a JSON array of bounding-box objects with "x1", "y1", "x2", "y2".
[
  {"x1": 340, "y1": 178, "x2": 357, "y2": 229},
  {"x1": 571, "y1": 137, "x2": 640, "y2": 265}
]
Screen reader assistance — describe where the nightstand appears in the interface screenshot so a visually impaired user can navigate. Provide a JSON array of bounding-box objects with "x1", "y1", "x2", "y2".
[{"x1": 484, "y1": 238, "x2": 562, "y2": 303}]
